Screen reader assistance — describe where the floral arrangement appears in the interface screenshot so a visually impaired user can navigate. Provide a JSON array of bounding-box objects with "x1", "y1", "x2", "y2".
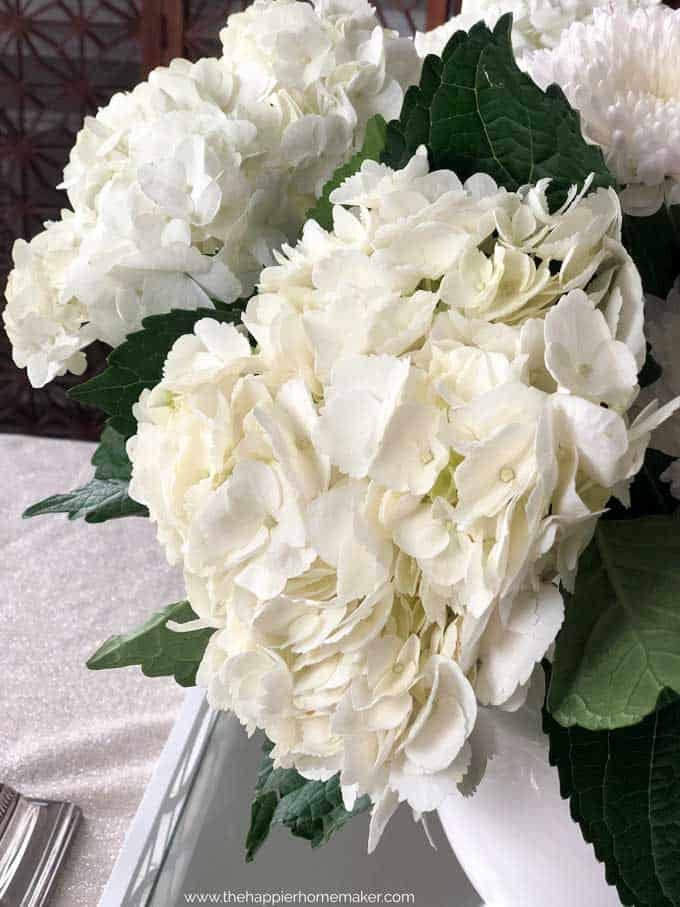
[
  {"x1": 3, "y1": 0, "x2": 418, "y2": 387},
  {"x1": 8, "y1": 0, "x2": 680, "y2": 903},
  {"x1": 415, "y1": 0, "x2": 661, "y2": 59}
]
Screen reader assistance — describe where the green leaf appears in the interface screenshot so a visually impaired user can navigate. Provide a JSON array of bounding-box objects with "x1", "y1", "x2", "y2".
[
  {"x1": 246, "y1": 740, "x2": 370, "y2": 862},
  {"x1": 548, "y1": 516, "x2": 680, "y2": 730},
  {"x1": 622, "y1": 205, "x2": 680, "y2": 300},
  {"x1": 544, "y1": 676, "x2": 680, "y2": 907},
  {"x1": 306, "y1": 115, "x2": 388, "y2": 231},
  {"x1": 22, "y1": 426, "x2": 148, "y2": 524},
  {"x1": 89, "y1": 425, "x2": 135, "y2": 480},
  {"x1": 22, "y1": 479, "x2": 145, "y2": 523},
  {"x1": 246, "y1": 791, "x2": 279, "y2": 863},
  {"x1": 26, "y1": 305, "x2": 247, "y2": 524},
  {"x1": 70, "y1": 306, "x2": 246, "y2": 439},
  {"x1": 382, "y1": 54, "x2": 443, "y2": 171},
  {"x1": 383, "y1": 16, "x2": 616, "y2": 208},
  {"x1": 87, "y1": 600, "x2": 213, "y2": 687},
  {"x1": 212, "y1": 298, "x2": 252, "y2": 316}
]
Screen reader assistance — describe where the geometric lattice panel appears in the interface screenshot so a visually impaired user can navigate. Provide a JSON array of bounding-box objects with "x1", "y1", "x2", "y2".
[
  {"x1": 183, "y1": 0, "x2": 249, "y2": 60},
  {"x1": 0, "y1": 0, "x2": 145, "y2": 276},
  {"x1": 0, "y1": 0, "x2": 145, "y2": 438}
]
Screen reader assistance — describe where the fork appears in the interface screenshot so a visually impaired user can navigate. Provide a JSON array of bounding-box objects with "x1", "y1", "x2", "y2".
[{"x1": 0, "y1": 784, "x2": 81, "y2": 906}]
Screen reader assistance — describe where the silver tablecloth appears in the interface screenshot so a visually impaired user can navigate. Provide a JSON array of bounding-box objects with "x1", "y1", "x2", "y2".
[{"x1": 1, "y1": 435, "x2": 185, "y2": 906}]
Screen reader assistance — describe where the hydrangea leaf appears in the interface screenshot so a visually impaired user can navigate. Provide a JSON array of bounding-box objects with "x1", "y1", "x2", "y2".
[
  {"x1": 87, "y1": 600, "x2": 213, "y2": 687},
  {"x1": 548, "y1": 516, "x2": 680, "y2": 730},
  {"x1": 544, "y1": 677, "x2": 680, "y2": 907},
  {"x1": 246, "y1": 740, "x2": 370, "y2": 862},
  {"x1": 621, "y1": 205, "x2": 680, "y2": 300},
  {"x1": 383, "y1": 15, "x2": 616, "y2": 209},
  {"x1": 306, "y1": 114, "x2": 388, "y2": 231},
  {"x1": 70, "y1": 304, "x2": 246, "y2": 439},
  {"x1": 22, "y1": 425, "x2": 148, "y2": 523},
  {"x1": 382, "y1": 54, "x2": 443, "y2": 170}
]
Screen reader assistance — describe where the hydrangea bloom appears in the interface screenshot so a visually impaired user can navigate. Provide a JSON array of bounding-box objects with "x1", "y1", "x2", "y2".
[
  {"x1": 528, "y1": 5, "x2": 680, "y2": 215},
  {"x1": 637, "y1": 281, "x2": 680, "y2": 459},
  {"x1": 3, "y1": 0, "x2": 419, "y2": 387},
  {"x1": 635, "y1": 280, "x2": 680, "y2": 501},
  {"x1": 415, "y1": 0, "x2": 659, "y2": 61},
  {"x1": 127, "y1": 150, "x2": 677, "y2": 847},
  {"x1": 3, "y1": 212, "x2": 94, "y2": 387}
]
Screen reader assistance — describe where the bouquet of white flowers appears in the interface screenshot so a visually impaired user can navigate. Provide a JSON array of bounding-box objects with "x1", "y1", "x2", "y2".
[
  {"x1": 3, "y1": 0, "x2": 418, "y2": 386},
  {"x1": 8, "y1": 1, "x2": 680, "y2": 902}
]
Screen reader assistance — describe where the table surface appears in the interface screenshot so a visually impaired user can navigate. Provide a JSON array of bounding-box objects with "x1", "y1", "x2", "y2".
[{"x1": 1, "y1": 435, "x2": 186, "y2": 907}]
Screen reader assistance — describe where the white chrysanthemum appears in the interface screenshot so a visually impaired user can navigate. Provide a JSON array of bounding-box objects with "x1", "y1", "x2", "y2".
[
  {"x1": 529, "y1": 5, "x2": 680, "y2": 215},
  {"x1": 415, "y1": 0, "x2": 659, "y2": 61},
  {"x1": 3, "y1": 0, "x2": 419, "y2": 387},
  {"x1": 128, "y1": 150, "x2": 678, "y2": 849}
]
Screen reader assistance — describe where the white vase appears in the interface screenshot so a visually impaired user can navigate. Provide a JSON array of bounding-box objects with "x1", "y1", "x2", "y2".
[{"x1": 438, "y1": 680, "x2": 622, "y2": 907}]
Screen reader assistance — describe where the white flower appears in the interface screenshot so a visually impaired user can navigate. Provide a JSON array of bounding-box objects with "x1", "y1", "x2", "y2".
[
  {"x1": 636, "y1": 282, "x2": 680, "y2": 457},
  {"x1": 2, "y1": 213, "x2": 96, "y2": 386},
  {"x1": 128, "y1": 151, "x2": 677, "y2": 851},
  {"x1": 313, "y1": 355, "x2": 449, "y2": 494},
  {"x1": 415, "y1": 0, "x2": 660, "y2": 62},
  {"x1": 468, "y1": 583, "x2": 565, "y2": 708},
  {"x1": 544, "y1": 289, "x2": 638, "y2": 408},
  {"x1": 4, "y1": 0, "x2": 419, "y2": 387},
  {"x1": 662, "y1": 459, "x2": 680, "y2": 501},
  {"x1": 528, "y1": 5, "x2": 680, "y2": 215}
]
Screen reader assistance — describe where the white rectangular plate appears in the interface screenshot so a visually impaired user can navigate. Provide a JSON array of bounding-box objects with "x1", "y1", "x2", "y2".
[{"x1": 100, "y1": 689, "x2": 482, "y2": 907}]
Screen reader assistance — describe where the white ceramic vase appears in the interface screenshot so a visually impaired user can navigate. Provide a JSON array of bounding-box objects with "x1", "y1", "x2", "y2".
[{"x1": 438, "y1": 680, "x2": 622, "y2": 907}]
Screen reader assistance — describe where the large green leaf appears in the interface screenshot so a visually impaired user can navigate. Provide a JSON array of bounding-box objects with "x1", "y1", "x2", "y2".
[
  {"x1": 306, "y1": 115, "x2": 388, "y2": 231},
  {"x1": 383, "y1": 16, "x2": 616, "y2": 209},
  {"x1": 70, "y1": 305, "x2": 245, "y2": 439},
  {"x1": 246, "y1": 740, "x2": 370, "y2": 862},
  {"x1": 544, "y1": 680, "x2": 680, "y2": 907},
  {"x1": 23, "y1": 426, "x2": 147, "y2": 524},
  {"x1": 548, "y1": 516, "x2": 680, "y2": 730},
  {"x1": 87, "y1": 600, "x2": 213, "y2": 687},
  {"x1": 622, "y1": 205, "x2": 680, "y2": 300}
]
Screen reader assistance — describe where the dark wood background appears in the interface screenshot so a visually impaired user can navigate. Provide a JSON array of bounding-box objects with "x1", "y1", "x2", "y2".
[{"x1": 3, "y1": 0, "x2": 678, "y2": 439}]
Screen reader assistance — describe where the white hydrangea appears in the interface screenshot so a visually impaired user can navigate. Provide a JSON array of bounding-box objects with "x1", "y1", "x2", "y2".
[
  {"x1": 3, "y1": 0, "x2": 419, "y2": 387},
  {"x1": 637, "y1": 281, "x2": 680, "y2": 459},
  {"x1": 128, "y1": 149, "x2": 678, "y2": 848},
  {"x1": 528, "y1": 5, "x2": 680, "y2": 215},
  {"x1": 415, "y1": 0, "x2": 660, "y2": 61},
  {"x1": 634, "y1": 280, "x2": 680, "y2": 502},
  {"x1": 2, "y1": 212, "x2": 95, "y2": 387}
]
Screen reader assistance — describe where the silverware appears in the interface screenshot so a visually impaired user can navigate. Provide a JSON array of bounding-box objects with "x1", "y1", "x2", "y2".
[{"x1": 0, "y1": 784, "x2": 81, "y2": 906}]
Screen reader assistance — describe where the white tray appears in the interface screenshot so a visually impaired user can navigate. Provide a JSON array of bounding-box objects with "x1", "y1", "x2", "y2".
[{"x1": 100, "y1": 690, "x2": 482, "y2": 907}]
